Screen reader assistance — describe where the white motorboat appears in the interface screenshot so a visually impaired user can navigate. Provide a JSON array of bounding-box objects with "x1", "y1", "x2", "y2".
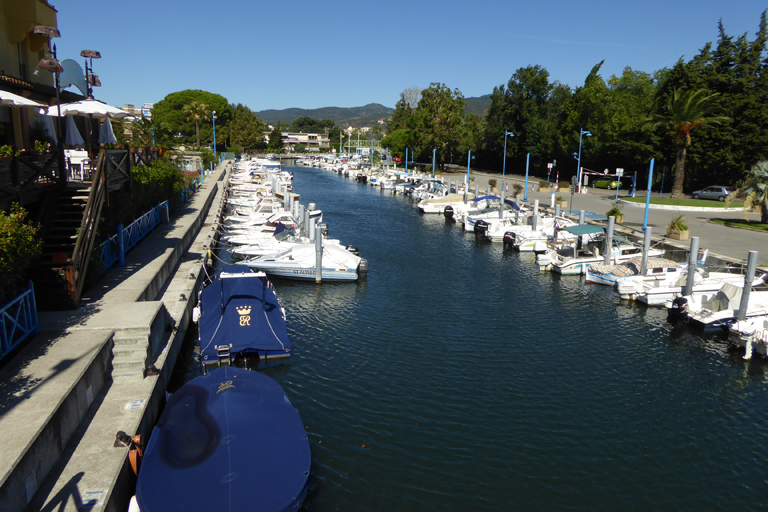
[
  {"x1": 631, "y1": 267, "x2": 756, "y2": 306},
  {"x1": 242, "y1": 244, "x2": 369, "y2": 282},
  {"x1": 503, "y1": 216, "x2": 578, "y2": 252},
  {"x1": 585, "y1": 257, "x2": 683, "y2": 287},
  {"x1": 417, "y1": 193, "x2": 475, "y2": 214},
  {"x1": 668, "y1": 281, "x2": 768, "y2": 330},
  {"x1": 730, "y1": 315, "x2": 768, "y2": 358},
  {"x1": 536, "y1": 225, "x2": 664, "y2": 274}
]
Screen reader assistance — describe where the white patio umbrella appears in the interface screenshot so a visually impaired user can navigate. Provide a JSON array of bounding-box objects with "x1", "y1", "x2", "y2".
[
  {"x1": 97, "y1": 117, "x2": 117, "y2": 144},
  {"x1": 41, "y1": 98, "x2": 134, "y2": 119},
  {"x1": 65, "y1": 115, "x2": 84, "y2": 146},
  {"x1": 0, "y1": 90, "x2": 45, "y2": 108}
]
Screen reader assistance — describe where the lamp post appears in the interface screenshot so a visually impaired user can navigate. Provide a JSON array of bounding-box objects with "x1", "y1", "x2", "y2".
[
  {"x1": 501, "y1": 130, "x2": 514, "y2": 194},
  {"x1": 212, "y1": 110, "x2": 217, "y2": 161},
  {"x1": 340, "y1": 130, "x2": 343, "y2": 156},
  {"x1": 576, "y1": 128, "x2": 592, "y2": 192},
  {"x1": 432, "y1": 148, "x2": 436, "y2": 178},
  {"x1": 80, "y1": 50, "x2": 101, "y2": 99}
]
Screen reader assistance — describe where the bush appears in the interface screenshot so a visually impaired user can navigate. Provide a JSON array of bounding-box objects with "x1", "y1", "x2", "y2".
[
  {"x1": 0, "y1": 204, "x2": 42, "y2": 294},
  {"x1": 199, "y1": 148, "x2": 216, "y2": 170},
  {"x1": 488, "y1": 179, "x2": 497, "y2": 188},
  {"x1": 512, "y1": 183, "x2": 523, "y2": 197},
  {"x1": 558, "y1": 181, "x2": 570, "y2": 190},
  {"x1": 668, "y1": 214, "x2": 688, "y2": 232},
  {"x1": 539, "y1": 180, "x2": 550, "y2": 188},
  {"x1": 606, "y1": 201, "x2": 624, "y2": 218}
]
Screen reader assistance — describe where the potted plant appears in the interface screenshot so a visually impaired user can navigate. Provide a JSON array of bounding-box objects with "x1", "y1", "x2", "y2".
[
  {"x1": 512, "y1": 183, "x2": 523, "y2": 198},
  {"x1": 606, "y1": 201, "x2": 624, "y2": 223},
  {"x1": 488, "y1": 179, "x2": 498, "y2": 193},
  {"x1": 667, "y1": 214, "x2": 689, "y2": 240},
  {"x1": 539, "y1": 180, "x2": 551, "y2": 193},
  {"x1": 555, "y1": 195, "x2": 568, "y2": 209}
]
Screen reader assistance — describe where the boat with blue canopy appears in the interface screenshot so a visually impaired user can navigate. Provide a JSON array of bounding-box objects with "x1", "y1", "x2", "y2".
[
  {"x1": 195, "y1": 265, "x2": 291, "y2": 366},
  {"x1": 133, "y1": 366, "x2": 310, "y2": 512}
]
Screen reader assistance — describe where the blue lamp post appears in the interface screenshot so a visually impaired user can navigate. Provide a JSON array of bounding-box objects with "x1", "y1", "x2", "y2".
[
  {"x1": 576, "y1": 128, "x2": 592, "y2": 192},
  {"x1": 432, "y1": 148, "x2": 436, "y2": 178},
  {"x1": 212, "y1": 110, "x2": 217, "y2": 162},
  {"x1": 501, "y1": 130, "x2": 514, "y2": 195}
]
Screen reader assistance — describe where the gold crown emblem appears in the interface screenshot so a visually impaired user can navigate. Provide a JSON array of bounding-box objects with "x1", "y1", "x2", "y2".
[{"x1": 236, "y1": 306, "x2": 251, "y2": 315}]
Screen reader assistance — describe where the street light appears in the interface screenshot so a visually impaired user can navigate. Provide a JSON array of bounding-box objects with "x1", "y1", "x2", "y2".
[
  {"x1": 500, "y1": 130, "x2": 514, "y2": 218},
  {"x1": 80, "y1": 50, "x2": 101, "y2": 99},
  {"x1": 212, "y1": 110, "x2": 217, "y2": 161},
  {"x1": 576, "y1": 128, "x2": 592, "y2": 192}
]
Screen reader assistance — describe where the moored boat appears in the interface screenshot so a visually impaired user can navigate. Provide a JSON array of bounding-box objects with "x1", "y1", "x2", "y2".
[{"x1": 133, "y1": 366, "x2": 310, "y2": 512}]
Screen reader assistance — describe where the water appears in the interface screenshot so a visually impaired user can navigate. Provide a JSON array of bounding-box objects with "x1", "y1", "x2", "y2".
[{"x1": 178, "y1": 166, "x2": 768, "y2": 511}]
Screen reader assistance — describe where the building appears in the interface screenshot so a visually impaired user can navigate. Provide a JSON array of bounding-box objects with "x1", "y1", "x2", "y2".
[
  {"x1": 261, "y1": 131, "x2": 331, "y2": 152},
  {"x1": 0, "y1": 0, "x2": 84, "y2": 150},
  {"x1": 122, "y1": 103, "x2": 154, "y2": 140}
]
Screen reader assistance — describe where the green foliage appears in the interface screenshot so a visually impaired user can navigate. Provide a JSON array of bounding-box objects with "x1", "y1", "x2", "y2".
[
  {"x1": 110, "y1": 158, "x2": 188, "y2": 222},
  {"x1": 34, "y1": 140, "x2": 50, "y2": 153},
  {"x1": 512, "y1": 183, "x2": 523, "y2": 197},
  {"x1": 199, "y1": 148, "x2": 216, "y2": 170},
  {"x1": 130, "y1": 117, "x2": 172, "y2": 147},
  {"x1": 412, "y1": 83, "x2": 466, "y2": 168},
  {"x1": 737, "y1": 160, "x2": 768, "y2": 222},
  {"x1": 668, "y1": 214, "x2": 688, "y2": 232},
  {"x1": 294, "y1": 144, "x2": 306, "y2": 153},
  {"x1": 152, "y1": 90, "x2": 233, "y2": 148},
  {"x1": 289, "y1": 116, "x2": 335, "y2": 135},
  {"x1": 387, "y1": 93, "x2": 414, "y2": 133},
  {"x1": 380, "y1": 129, "x2": 414, "y2": 159},
  {"x1": 0, "y1": 145, "x2": 18, "y2": 157},
  {"x1": 268, "y1": 122, "x2": 287, "y2": 151},
  {"x1": 606, "y1": 201, "x2": 624, "y2": 218},
  {"x1": 229, "y1": 104, "x2": 267, "y2": 151},
  {"x1": 488, "y1": 179, "x2": 497, "y2": 188},
  {"x1": 0, "y1": 203, "x2": 42, "y2": 290},
  {"x1": 539, "y1": 180, "x2": 550, "y2": 188}
]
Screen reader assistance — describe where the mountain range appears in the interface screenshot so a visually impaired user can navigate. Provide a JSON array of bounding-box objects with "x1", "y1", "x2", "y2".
[{"x1": 255, "y1": 95, "x2": 492, "y2": 128}]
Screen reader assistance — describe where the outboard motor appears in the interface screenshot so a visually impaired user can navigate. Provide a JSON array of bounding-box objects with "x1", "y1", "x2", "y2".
[
  {"x1": 444, "y1": 205, "x2": 455, "y2": 221},
  {"x1": 318, "y1": 222, "x2": 329, "y2": 236},
  {"x1": 474, "y1": 220, "x2": 489, "y2": 243},
  {"x1": 357, "y1": 258, "x2": 370, "y2": 278},
  {"x1": 533, "y1": 241, "x2": 548, "y2": 255},
  {"x1": 308, "y1": 203, "x2": 316, "y2": 212},
  {"x1": 668, "y1": 296, "x2": 689, "y2": 321},
  {"x1": 346, "y1": 245, "x2": 360, "y2": 255},
  {"x1": 503, "y1": 231, "x2": 516, "y2": 251}
]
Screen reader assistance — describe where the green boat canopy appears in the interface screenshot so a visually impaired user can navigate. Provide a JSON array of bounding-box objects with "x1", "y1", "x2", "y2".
[{"x1": 559, "y1": 224, "x2": 605, "y2": 236}]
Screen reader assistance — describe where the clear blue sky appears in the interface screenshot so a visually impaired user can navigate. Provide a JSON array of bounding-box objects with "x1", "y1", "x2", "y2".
[{"x1": 54, "y1": 0, "x2": 766, "y2": 112}]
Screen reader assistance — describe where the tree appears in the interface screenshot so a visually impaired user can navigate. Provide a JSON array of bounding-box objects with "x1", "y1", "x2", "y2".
[
  {"x1": 229, "y1": 104, "x2": 267, "y2": 151},
  {"x1": 183, "y1": 101, "x2": 211, "y2": 148},
  {"x1": 380, "y1": 129, "x2": 414, "y2": 159},
  {"x1": 0, "y1": 203, "x2": 41, "y2": 291},
  {"x1": 738, "y1": 160, "x2": 768, "y2": 222},
  {"x1": 130, "y1": 117, "x2": 171, "y2": 147},
  {"x1": 387, "y1": 92, "x2": 414, "y2": 133},
  {"x1": 268, "y1": 123, "x2": 286, "y2": 151},
  {"x1": 152, "y1": 90, "x2": 233, "y2": 147},
  {"x1": 411, "y1": 83, "x2": 466, "y2": 169},
  {"x1": 651, "y1": 88, "x2": 729, "y2": 198}
]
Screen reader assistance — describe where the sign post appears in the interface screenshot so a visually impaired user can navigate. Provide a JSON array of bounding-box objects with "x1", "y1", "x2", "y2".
[{"x1": 615, "y1": 168, "x2": 624, "y2": 201}]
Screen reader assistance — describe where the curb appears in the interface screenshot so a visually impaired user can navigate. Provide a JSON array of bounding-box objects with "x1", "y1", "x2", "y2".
[{"x1": 616, "y1": 198, "x2": 745, "y2": 212}]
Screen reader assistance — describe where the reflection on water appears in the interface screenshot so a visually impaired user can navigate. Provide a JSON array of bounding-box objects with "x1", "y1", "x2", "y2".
[{"x1": 172, "y1": 166, "x2": 768, "y2": 512}]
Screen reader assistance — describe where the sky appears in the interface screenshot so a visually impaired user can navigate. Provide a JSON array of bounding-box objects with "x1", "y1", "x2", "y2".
[{"x1": 53, "y1": 0, "x2": 767, "y2": 112}]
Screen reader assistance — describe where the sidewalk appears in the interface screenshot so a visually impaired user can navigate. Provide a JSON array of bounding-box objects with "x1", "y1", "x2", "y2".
[{"x1": 0, "y1": 162, "x2": 231, "y2": 512}]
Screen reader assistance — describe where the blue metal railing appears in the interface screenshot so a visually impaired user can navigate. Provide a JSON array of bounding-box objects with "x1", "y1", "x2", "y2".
[
  {"x1": 1, "y1": 282, "x2": 39, "y2": 361},
  {"x1": 101, "y1": 201, "x2": 169, "y2": 271},
  {"x1": 182, "y1": 178, "x2": 199, "y2": 203}
]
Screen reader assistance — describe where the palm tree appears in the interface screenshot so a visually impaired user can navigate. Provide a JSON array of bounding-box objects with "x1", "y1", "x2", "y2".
[
  {"x1": 182, "y1": 101, "x2": 211, "y2": 148},
  {"x1": 738, "y1": 161, "x2": 768, "y2": 223},
  {"x1": 652, "y1": 89, "x2": 729, "y2": 198}
]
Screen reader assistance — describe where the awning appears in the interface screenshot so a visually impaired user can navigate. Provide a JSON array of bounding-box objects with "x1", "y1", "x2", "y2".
[{"x1": 560, "y1": 224, "x2": 605, "y2": 236}]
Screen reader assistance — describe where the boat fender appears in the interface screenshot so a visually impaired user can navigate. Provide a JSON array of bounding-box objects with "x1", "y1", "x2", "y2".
[{"x1": 192, "y1": 306, "x2": 201, "y2": 323}]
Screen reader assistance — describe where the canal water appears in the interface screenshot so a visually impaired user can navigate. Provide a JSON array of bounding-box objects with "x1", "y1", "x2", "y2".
[{"x1": 178, "y1": 165, "x2": 768, "y2": 511}]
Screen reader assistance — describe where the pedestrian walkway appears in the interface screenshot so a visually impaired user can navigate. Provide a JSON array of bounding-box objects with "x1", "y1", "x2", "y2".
[{"x1": 0, "y1": 162, "x2": 231, "y2": 512}]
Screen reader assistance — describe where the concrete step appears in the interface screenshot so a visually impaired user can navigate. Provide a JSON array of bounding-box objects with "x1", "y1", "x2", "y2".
[
  {"x1": 0, "y1": 331, "x2": 113, "y2": 512},
  {"x1": 111, "y1": 353, "x2": 146, "y2": 371}
]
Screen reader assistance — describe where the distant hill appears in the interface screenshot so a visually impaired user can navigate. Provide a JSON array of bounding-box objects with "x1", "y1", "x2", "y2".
[
  {"x1": 255, "y1": 103, "x2": 393, "y2": 128},
  {"x1": 464, "y1": 95, "x2": 492, "y2": 116},
  {"x1": 255, "y1": 96, "x2": 492, "y2": 129}
]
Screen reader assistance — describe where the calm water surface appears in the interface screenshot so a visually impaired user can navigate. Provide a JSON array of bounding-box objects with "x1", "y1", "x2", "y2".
[{"x1": 178, "y1": 165, "x2": 768, "y2": 511}]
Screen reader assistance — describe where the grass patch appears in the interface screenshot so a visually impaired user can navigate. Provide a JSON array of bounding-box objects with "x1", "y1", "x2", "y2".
[
  {"x1": 710, "y1": 218, "x2": 768, "y2": 232},
  {"x1": 623, "y1": 196, "x2": 744, "y2": 208}
]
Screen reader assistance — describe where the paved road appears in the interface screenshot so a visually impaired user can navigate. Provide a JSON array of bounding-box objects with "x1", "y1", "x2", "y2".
[{"x1": 436, "y1": 171, "x2": 767, "y2": 267}]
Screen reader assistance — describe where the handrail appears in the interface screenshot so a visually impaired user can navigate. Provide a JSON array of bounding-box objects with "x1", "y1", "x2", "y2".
[
  {"x1": 100, "y1": 201, "x2": 169, "y2": 271},
  {"x1": 68, "y1": 149, "x2": 109, "y2": 304},
  {"x1": 0, "y1": 282, "x2": 39, "y2": 361}
]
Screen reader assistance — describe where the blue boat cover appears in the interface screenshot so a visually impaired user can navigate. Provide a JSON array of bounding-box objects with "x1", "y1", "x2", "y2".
[
  {"x1": 199, "y1": 265, "x2": 291, "y2": 363},
  {"x1": 136, "y1": 367, "x2": 310, "y2": 512}
]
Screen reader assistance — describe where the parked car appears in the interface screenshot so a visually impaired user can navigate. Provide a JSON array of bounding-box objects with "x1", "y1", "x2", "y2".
[
  {"x1": 591, "y1": 178, "x2": 623, "y2": 189},
  {"x1": 691, "y1": 185, "x2": 733, "y2": 201}
]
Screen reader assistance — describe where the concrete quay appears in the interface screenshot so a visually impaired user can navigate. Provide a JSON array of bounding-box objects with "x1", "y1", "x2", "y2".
[{"x1": 0, "y1": 161, "x2": 232, "y2": 512}]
